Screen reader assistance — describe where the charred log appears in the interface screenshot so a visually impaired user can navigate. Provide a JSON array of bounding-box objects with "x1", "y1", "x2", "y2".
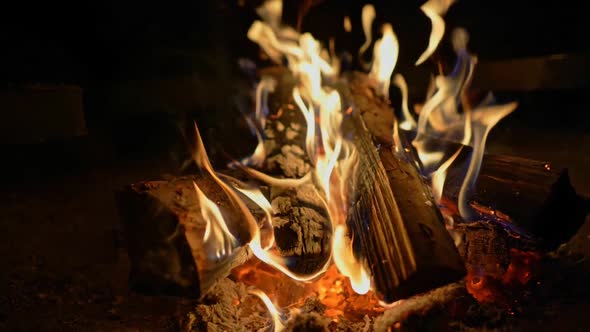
[
  {"x1": 116, "y1": 175, "x2": 254, "y2": 298},
  {"x1": 340, "y1": 72, "x2": 466, "y2": 303},
  {"x1": 258, "y1": 71, "x2": 332, "y2": 274},
  {"x1": 436, "y1": 144, "x2": 590, "y2": 250}
]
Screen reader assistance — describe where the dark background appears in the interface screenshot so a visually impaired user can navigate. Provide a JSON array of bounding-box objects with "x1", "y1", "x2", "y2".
[{"x1": 0, "y1": 1, "x2": 589, "y2": 330}]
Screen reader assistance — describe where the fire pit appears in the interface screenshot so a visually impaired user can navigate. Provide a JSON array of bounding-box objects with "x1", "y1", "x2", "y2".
[{"x1": 114, "y1": 1, "x2": 589, "y2": 331}]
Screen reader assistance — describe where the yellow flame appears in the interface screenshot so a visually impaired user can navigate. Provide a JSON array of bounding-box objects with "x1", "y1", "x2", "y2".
[
  {"x1": 359, "y1": 4, "x2": 376, "y2": 61},
  {"x1": 370, "y1": 23, "x2": 399, "y2": 98},
  {"x1": 247, "y1": 20, "x2": 304, "y2": 63},
  {"x1": 256, "y1": 0, "x2": 283, "y2": 31},
  {"x1": 332, "y1": 225, "x2": 371, "y2": 294},
  {"x1": 234, "y1": 187, "x2": 275, "y2": 250},
  {"x1": 458, "y1": 102, "x2": 517, "y2": 220},
  {"x1": 193, "y1": 182, "x2": 237, "y2": 260},
  {"x1": 415, "y1": 0, "x2": 456, "y2": 65},
  {"x1": 343, "y1": 16, "x2": 352, "y2": 32},
  {"x1": 393, "y1": 74, "x2": 417, "y2": 130},
  {"x1": 249, "y1": 289, "x2": 286, "y2": 332},
  {"x1": 193, "y1": 123, "x2": 259, "y2": 243},
  {"x1": 247, "y1": 3, "x2": 370, "y2": 295}
]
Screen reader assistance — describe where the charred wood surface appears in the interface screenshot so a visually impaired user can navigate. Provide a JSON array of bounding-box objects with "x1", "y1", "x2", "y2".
[
  {"x1": 340, "y1": 72, "x2": 466, "y2": 303},
  {"x1": 116, "y1": 175, "x2": 253, "y2": 298},
  {"x1": 438, "y1": 145, "x2": 590, "y2": 250},
  {"x1": 259, "y1": 71, "x2": 332, "y2": 274}
]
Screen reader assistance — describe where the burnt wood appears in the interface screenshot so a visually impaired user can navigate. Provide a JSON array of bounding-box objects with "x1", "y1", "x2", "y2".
[
  {"x1": 259, "y1": 71, "x2": 333, "y2": 275},
  {"x1": 340, "y1": 72, "x2": 466, "y2": 303},
  {"x1": 116, "y1": 175, "x2": 253, "y2": 298},
  {"x1": 442, "y1": 150, "x2": 590, "y2": 250}
]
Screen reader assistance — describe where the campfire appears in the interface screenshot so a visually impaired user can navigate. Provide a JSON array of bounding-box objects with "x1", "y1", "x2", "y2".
[{"x1": 117, "y1": 1, "x2": 589, "y2": 331}]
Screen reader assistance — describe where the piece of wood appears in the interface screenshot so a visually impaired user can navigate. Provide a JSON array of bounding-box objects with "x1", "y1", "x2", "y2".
[
  {"x1": 254, "y1": 71, "x2": 332, "y2": 274},
  {"x1": 116, "y1": 175, "x2": 254, "y2": 298},
  {"x1": 339, "y1": 72, "x2": 466, "y2": 303},
  {"x1": 433, "y1": 142, "x2": 590, "y2": 250}
]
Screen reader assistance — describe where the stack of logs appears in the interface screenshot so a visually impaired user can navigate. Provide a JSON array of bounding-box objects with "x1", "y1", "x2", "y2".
[{"x1": 117, "y1": 70, "x2": 589, "y2": 307}]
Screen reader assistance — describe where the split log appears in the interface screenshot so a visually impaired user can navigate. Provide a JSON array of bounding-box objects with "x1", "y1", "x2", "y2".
[
  {"x1": 116, "y1": 175, "x2": 255, "y2": 298},
  {"x1": 340, "y1": 72, "x2": 466, "y2": 303}
]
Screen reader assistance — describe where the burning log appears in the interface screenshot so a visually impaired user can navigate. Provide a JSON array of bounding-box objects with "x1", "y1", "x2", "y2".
[
  {"x1": 116, "y1": 175, "x2": 254, "y2": 298},
  {"x1": 251, "y1": 72, "x2": 332, "y2": 274},
  {"x1": 437, "y1": 144, "x2": 590, "y2": 250},
  {"x1": 339, "y1": 72, "x2": 466, "y2": 303}
]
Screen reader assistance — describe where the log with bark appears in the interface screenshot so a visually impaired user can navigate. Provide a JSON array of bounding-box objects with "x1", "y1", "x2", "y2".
[
  {"x1": 338, "y1": 72, "x2": 466, "y2": 303},
  {"x1": 407, "y1": 133, "x2": 590, "y2": 250},
  {"x1": 116, "y1": 175, "x2": 255, "y2": 298}
]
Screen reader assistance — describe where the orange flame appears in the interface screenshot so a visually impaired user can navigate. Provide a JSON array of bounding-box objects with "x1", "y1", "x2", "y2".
[{"x1": 332, "y1": 225, "x2": 371, "y2": 294}]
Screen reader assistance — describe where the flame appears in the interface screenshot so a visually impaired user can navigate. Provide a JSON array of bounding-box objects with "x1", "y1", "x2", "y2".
[
  {"x1": 393, "y1": 74, "x2": 417, "y2": 130},
  {"x1": 430, "y1": 146, "x2": 463, "y2": 204},
  {"x1": 293, "y1": 87, "x2": 316, "y2": 161},
  {"x1": 193, "y1": 182, "x2": 237, "y2": 260},
  {"x1": 359, "y1": 4, "x2": 376, "y2": 65},
  {"x1": 343, "y1": 16, "x2": 352, "y2": 32},
  {"x1": 332, "y1": 225, "x2": 371, "y2": 294},
  {"x1": 249, "y1": 289, "x2": 286, "y2": 332},
  {"x1": 458, "y1": 101, "x2": 517, "y2": 220},
  {"x1": 369, "y1": 23, "x2": 399, "y2": 98},
  {"x1": 415, "y1": 0, "x2": 456, "y2": 65},
  {"x1": 240, "y1": 76, "x2": 277, "y2": 168},
  {"x1": 234, "y1": 187, "x2": 275, "y2": 250},
  {"x1": 412, "y1": 28, "x2": 477, "y2": 173},
  {"x1": 193, "y1": 123, "x2": 259, "y2": 246},
  {"x1": 256, "y1": 0, "x2": 283, "y2": 31}
]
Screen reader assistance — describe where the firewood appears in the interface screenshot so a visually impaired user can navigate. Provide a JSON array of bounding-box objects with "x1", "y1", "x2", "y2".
[
  {"x1": 339, "y1": 72, "x2": 466, "y2": 303},
  {"x1": 257, "y1": 72, "x2": 332, "y2": 274},
  {"x1": 116, "y1": 175, "x2": 254, "y2": 298},
  {"x1": 437, "y1": 144, "x2": 590, "y2": 250}
]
